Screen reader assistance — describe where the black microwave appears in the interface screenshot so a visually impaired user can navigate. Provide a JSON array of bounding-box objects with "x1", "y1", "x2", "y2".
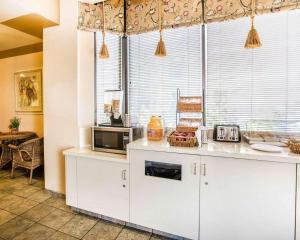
[{"x1": 92, "y1": 126, "x2": 143, "y2": 154}]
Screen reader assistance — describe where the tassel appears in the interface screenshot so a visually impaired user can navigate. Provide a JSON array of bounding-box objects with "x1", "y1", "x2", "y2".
[
  {"x1": 245, "y1": 16, "x2": 262, "y2": 49},
  {"x1": 100, "y1": 36, "x2": 109, "y2": 59},
  {"x1": 99, "y1": 2, "x2": 109, "y2": 59},
  {"x1": 155, "y1": 0, "x2": 166, "y2": 57},
  {"x1": 155, "y1": 32, "x2": 166, "y2": 57}
]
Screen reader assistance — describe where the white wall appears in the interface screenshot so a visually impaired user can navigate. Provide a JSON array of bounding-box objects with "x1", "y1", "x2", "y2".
[{"x1": 43, "y1": 0, "x2": 94, "y2": 194}]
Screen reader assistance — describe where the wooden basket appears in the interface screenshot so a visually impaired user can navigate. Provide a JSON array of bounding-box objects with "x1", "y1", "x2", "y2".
[
  {"x1": 167, "y1": 131, "x2": 198, "y2": 147},
  {"x1": 177, "y1": 118, "x2": 202, "y2": 133},
  {"x1": 288, "y1": 138, "x2": 300, "y2": 154},
  {"x1": 177, "y1": 96, "x2": 202, "y2": 112}
]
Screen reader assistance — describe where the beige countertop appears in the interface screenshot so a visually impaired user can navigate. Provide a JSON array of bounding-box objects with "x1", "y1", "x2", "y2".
[
  {"x1": 128, "y1": 138, "x2": 300, "y2": 164},
  {"x1": 63, "y1": 147, "x2": 128, "y2": 163}
]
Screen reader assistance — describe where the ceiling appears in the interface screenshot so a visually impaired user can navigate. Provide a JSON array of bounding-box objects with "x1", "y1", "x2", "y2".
[
  {"x1": 0, "y1": 24, "x2": 42, "y2": 52},
  {"x1": 0, "y1": 0, "x2": 59, "y2": 55}
]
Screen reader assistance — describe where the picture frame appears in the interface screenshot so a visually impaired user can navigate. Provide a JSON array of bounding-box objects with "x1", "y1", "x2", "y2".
[{"x1": 14, "y1": 69, "x2": 43, "y2": 113}]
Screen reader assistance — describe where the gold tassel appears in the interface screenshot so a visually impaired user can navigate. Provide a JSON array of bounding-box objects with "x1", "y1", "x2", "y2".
[
  {"x1": 245, "y1": 0, "x2": 262, "y2": 49},
  {"x1": 100, "y1": 34, "x2": 109, "y2": 59},
  {"x1": 99, "y1": 2, "x2": 109, "y2": 59},
  {"x1": 155, "y1": 0, "x2": 166, "y2": 57},
  {"x1": 155, "y1": 32, "x2": 166, "y2": 57}
]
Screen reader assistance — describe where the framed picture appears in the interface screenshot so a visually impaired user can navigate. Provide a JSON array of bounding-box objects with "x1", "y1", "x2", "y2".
[{"x1": 14, "y1": 69, "x2": 43, "y2": 113}]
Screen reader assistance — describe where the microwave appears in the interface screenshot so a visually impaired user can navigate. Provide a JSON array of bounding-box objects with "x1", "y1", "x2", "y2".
[{"x1": 92, "y1": 125, "x2": 143, "y2": 154}]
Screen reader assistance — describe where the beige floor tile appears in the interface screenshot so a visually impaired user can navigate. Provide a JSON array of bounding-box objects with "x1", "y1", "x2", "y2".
[
  {"x1": 0, "y1": 194, "x2": 23, "y2": 209},
  {"x1": 21, "y1": 203, "x2": 55, "y2": 222},
  {"x1": 0, "y1": 210, "x2": 16, "y2": 226},
  {"x1": 0, "y1": 171, "x2": 10, "y2": 178},
  {"x1": 116, "y1": 228, "x2": 151, "y2": 240},
  {"x1": 0, "y1": 216, "x2": 34, "y2": 240},
  {"x1": 48, "y1": 231, "x2": 79, "y2": 240},
  {"x1": 11, "y1": 176, "x2": 37, "y2": 185},
  {"x1": 0, "y1": 180, "x2": 24, "y2": 193},
  {"x1": 83, "y1": 220, "x2": 123, "y2": 240},
  {"x1": 44, "y1": 196, "x2": 73, "y2": 212},
  {"x1": 27, "y1": 190, "x2": 51, "y2": 203},
  {"x1": 13, "y1": 223, "x2": 56, "y2": 240},
  {"x1": 4, "y1": 198, "x2": 39, "y2": 215},
  {"x1": 0, "y1": 191, "x2": 9, "y2": 200},
  {"x1": 39, "y1": 208, "x2": 74, "y2": 230},
  {"x1": 32, "y1": 180, "x2": 45, "y2": 189},
  {"x1": 59, "y1": 215, "x2": 97, "y2": 239},
  {"x1": 12, "y1": 185, "x2": 40, "y2": 198}
]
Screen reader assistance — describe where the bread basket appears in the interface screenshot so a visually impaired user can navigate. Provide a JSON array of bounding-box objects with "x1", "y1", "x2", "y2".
[{"x1": 288, "y1": 138, "x2": 300, "y2": 154}]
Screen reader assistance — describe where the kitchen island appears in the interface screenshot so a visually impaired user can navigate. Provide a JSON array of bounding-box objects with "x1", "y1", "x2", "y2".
[{"x1": 64, "y1": 139, "x2": 300, "y2": 240}]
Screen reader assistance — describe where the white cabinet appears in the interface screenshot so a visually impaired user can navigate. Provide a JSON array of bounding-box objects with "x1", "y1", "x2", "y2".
[
  {"x1": 65, "y1": 156, "x2": 78, "y2": 208},
  {"x1": 130, "y1": 149, "x2": 200, "y2": 240},
  {"x1": 76, "y1": 157, "x2": 129, "y2": 222},
  {"x1": 200, "y1": 156, "x2": 296, "y2": 240}
]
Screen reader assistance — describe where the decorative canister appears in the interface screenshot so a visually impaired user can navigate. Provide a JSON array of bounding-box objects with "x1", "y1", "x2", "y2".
[{"x1": 147, "y1": 116, "x2": 164, "y2": 141}]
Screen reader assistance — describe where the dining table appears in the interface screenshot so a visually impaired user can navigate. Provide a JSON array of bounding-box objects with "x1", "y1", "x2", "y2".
[{"x1": 0, "y1": 131, "x2": 37, "y2": 143}]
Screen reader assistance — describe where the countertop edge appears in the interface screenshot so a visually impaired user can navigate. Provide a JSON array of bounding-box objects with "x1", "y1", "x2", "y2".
[
  {"x1": 63, "y1": 148, "x2": 129, "y2": 164},
  {"x1": 127, "y1": 139, "x2": 300, "y2": 164}
]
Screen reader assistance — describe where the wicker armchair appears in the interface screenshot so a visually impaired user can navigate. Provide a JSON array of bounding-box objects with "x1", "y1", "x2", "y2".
[
  {"x1": 0, "y1": 142, "x2": 13, "y2": 169},
  {"x1": 9, "y1": 138, "x2": 44, "y2": 184}
]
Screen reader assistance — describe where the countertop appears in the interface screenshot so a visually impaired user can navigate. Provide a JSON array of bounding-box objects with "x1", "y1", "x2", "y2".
[
  {"x1": 127, "y1": 138, "x2": 300, "y2": 164},
  {"x1": 63, "y1": 147, "x2": 128, "y2": 163}
]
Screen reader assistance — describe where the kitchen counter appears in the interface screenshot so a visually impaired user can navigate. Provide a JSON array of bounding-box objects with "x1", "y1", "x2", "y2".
[
  {"x1": 63, "y1": 147, "x2": 128, "y2": 163},
  {"x1": 127, "y1": 138, "x2": 300, "y2": 164}
]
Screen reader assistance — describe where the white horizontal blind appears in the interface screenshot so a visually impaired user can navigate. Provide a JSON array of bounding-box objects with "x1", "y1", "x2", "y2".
[
  {"x1": 129, "y1": 26, "x2": 202, "y2": 127},
  {"x1": 95, "y1": 32, "x2": 122, "y2": 124},
  {"x1": 206, "y1": 10, "x2": 300, "y2": 132}
]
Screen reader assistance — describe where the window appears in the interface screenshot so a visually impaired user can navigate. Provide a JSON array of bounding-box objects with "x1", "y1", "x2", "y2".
[
  {"x1": 128, "y1": 26, "x2": 203, "y2": 127},
  {"x1": 206, "y1": 10, "x2": 300, "y2": 132},
  {"x1": 95, "y1": 32, "x2": 122, "y2": 124}
]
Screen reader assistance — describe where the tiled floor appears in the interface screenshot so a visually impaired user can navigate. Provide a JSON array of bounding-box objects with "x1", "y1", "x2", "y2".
[{"x1": 0, "y1": 169, "x2": 170, "y2": 240}]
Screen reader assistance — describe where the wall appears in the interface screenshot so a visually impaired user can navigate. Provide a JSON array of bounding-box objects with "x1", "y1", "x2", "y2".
[
  {"x1": 43, "y1": 0, "x2": 94, "y2": 194},
  {"x1": 0, "y1": 52, "x2": 43, "y2": 137}
]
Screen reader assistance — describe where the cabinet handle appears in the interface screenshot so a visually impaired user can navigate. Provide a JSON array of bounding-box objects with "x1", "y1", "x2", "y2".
[
  {"x1": 193, "y1": 163, "x2": 197, "y2": 175},
  {"x1": 122, "y1": 170, "x2": 127, "y2": 180},
  {"x1": 201, "y1": 164, "x2": 206, "y2": 176}
]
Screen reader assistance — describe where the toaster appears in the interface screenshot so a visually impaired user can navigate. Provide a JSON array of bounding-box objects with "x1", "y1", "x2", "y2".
[{"x1": 213, "y1": 124, "x2": 241, "y2": 142}]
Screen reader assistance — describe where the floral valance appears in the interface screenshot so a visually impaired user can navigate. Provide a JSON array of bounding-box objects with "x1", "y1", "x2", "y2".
[
  {"x1": 126, "y1": 0, "x2": 203, "y2": 35},
  {"x1": 78, "y1": 1, "x2": 124, "y2": 34},
  {"x1": 78, "y1": 0, "x2": 300, "y2": 35},
  {"x1": 204, "y1": 0, "x2": 300, "y2": 23}
]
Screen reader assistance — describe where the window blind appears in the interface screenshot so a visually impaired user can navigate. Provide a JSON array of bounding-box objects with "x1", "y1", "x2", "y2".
[
  {"x1": 206, "y1": 10, "x2": 300, "y2": 132},
  {"x1": 95, "y1": 32, "x2": 122, "y2": 124},
  {"x1": 128, "y1": 26, "x2": 203, "y2": 127}
]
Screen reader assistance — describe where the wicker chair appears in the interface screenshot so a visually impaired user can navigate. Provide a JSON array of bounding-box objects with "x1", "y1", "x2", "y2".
[
  {"x1": 0, "y1": 142, "x2": 13, "y2": 169},
  {"x1": 9, "y1": 138, "x2": 44, "y2": 184}
]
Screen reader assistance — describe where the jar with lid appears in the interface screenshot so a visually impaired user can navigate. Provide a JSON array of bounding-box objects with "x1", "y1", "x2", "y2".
[{"x1": 147, "y1": 116, "x2": 164, "y2": 141}]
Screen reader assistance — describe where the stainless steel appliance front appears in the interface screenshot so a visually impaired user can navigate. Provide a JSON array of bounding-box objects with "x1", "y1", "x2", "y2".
[{"x1": 92, "y1": 126, "x2": 143, "y2": 154}]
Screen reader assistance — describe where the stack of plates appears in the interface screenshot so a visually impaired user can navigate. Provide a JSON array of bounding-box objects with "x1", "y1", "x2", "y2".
[{"x1": 251, "y1": 144, "x2": 282, "y2": 153}]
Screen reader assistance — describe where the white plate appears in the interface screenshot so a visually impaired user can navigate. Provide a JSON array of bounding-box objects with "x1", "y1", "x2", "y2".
[{"x1": 251, "y1": 144, "x2": 283, "y2": 153}]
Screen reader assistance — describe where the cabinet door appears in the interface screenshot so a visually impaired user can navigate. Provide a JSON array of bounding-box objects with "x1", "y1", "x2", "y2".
[
  {"x1": 65, "y1": 156, "x2": 78, "y2": 208},
  {"x1": 200, "y1": 156, "x2": 296, "y2": 240},
  {"x1": 130, "y1": 150, "x2": 200, "y2": 240},
  {"x1": 77, "y1": 158, "x2": 129, "y2": 222}
]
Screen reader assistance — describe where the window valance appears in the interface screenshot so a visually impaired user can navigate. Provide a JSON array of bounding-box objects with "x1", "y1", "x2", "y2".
[{"x1": 78, "y1": 0, "x2": 300, "y2": 35}]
